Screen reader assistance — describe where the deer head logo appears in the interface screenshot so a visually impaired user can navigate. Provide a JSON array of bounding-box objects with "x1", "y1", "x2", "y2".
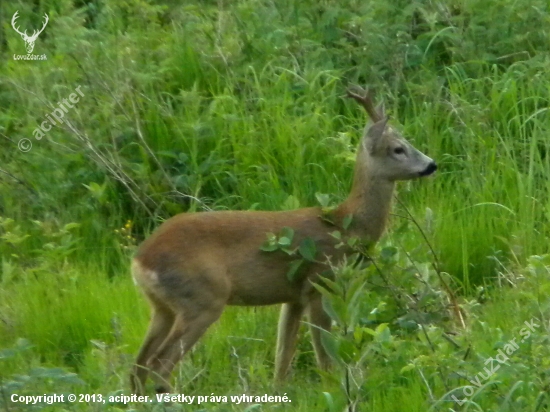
[{"x1": 11, "y1": 11, "x2": 49, "y2": 54}]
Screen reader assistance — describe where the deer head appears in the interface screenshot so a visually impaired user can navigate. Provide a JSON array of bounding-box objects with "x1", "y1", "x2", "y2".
[
  {"x1": 11, "y1": 11, "x2": 49, "y2": 54},
  {"x1": 347, "y1": 85, "x2": 436, "y2": 182}
]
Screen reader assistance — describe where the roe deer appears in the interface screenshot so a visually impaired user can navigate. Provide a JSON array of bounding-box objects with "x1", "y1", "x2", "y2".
[{"x1": 130, "y1": 86, "x2": 437, "y2": 394}]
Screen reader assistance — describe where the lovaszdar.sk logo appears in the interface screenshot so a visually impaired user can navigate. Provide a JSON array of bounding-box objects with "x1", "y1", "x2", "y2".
[{"x1": 11, "y1": 10, "x2": 49, "y2": 60}]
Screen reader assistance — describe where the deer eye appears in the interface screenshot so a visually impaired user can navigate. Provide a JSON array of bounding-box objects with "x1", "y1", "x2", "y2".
[{"x1": 393, "y1": 147, "x2": 405, "y2": 155}]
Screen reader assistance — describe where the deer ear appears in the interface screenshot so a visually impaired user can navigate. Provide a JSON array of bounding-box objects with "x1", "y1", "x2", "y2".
[
  {"x1": 363, "y1": 117, "x2": 389, "y2": 153},
  {"x1": 366, "y1": 117, "x2": 389, "y2": 140}
]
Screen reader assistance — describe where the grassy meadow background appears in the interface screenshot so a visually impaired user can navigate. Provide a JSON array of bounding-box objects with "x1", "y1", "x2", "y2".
[{"x1": 1, "y1": 0, "x2": 550, "y2": 410}]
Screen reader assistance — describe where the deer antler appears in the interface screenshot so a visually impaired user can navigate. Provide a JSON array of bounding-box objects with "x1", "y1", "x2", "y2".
[
  {"x1": 346, "y1": 85, "x2": 382, "y2": 123},
  {"x1": 30, "y1": 13, "x2": 49, "y2": 40},
  {"x1": 11, "y1": 11, "x2": 27, "y2": 37},
  {"x1": 11, "y1": 11, "x2": 49, "y2": 41}
]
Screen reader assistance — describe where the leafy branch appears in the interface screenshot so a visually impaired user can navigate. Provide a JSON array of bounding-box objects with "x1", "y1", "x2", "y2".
[{"x1": 260, "y1": 226, "x2": 319, "y2": 282}]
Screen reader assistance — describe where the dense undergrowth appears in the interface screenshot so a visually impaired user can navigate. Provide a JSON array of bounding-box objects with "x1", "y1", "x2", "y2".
[{"x1": 1, "y1": 0, "x2": 550, "y2": 410}]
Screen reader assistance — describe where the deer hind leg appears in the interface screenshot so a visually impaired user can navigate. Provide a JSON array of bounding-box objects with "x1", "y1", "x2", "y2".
[
  {"x1": 274, "y1": 302, "x2": 305, "y2": 382},
  {"x1": 147, "y1": 300, "x2": 225, "y2": 394},
  {"x1": 308, "y1": 294, "x2": 332, "y2": 371},
  {"x1": 130, "y1": 303, "x2": 175, "y2": 395}
]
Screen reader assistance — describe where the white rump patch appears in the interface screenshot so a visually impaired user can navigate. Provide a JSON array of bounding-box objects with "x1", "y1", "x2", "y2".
[{"x1": 131, "y1": 259, "x2": 158, "y2": 286}]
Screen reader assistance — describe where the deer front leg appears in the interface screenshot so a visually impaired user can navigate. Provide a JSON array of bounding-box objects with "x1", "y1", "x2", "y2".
[
  {"x1": 274, "y1": 302, "x2": 305, "y2": 381},
  {"x1": 308, "y1": 294, "x2": 332, "y2": 371}
]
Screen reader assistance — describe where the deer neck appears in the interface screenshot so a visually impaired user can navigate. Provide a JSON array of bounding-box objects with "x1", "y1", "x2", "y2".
[{"x1": 335, "y1": 168, "x2": 395, "y2": 243}]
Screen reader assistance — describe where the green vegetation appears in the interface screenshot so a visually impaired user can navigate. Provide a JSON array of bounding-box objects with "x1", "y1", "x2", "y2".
[{"x1": 1, "y1": 0, "x2": 550, "y2": 410}]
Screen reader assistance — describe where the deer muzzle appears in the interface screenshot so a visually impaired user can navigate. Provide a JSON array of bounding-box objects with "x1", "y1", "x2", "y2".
[{"x1": 419, "y1": 161, "x2": 437, "y2": 176}]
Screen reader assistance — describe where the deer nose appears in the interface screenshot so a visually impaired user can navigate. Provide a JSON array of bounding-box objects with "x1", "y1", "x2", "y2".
[{"x1": 420, "y1": 162, "x2": 437, "y2": 176}]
